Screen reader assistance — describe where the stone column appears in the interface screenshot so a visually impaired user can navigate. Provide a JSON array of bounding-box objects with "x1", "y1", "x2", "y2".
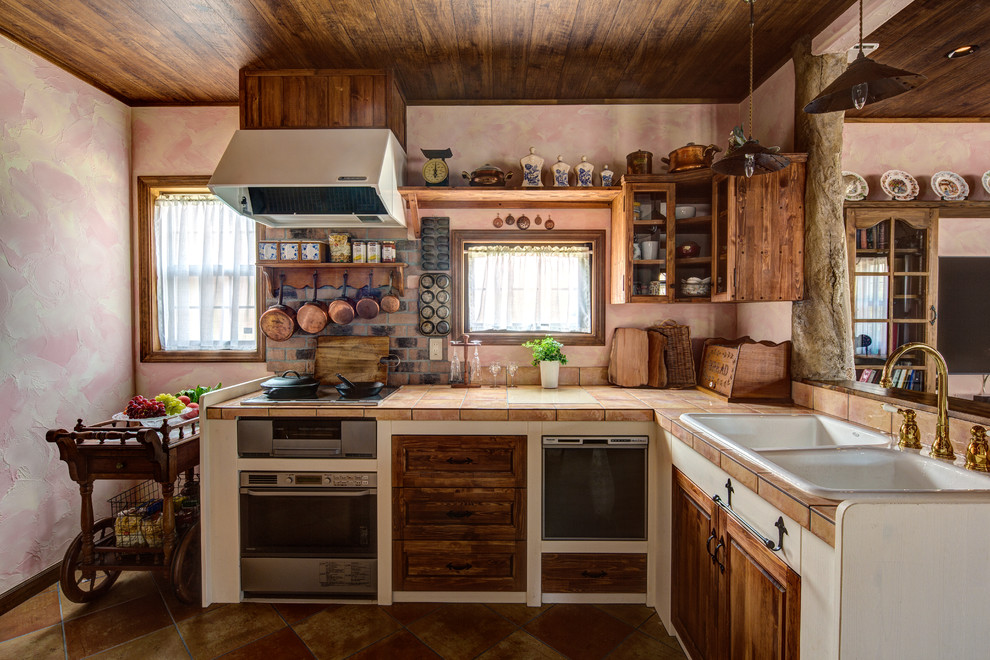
[{"x1": 791, "y1": 36, "x2": 855, "y2": 381}]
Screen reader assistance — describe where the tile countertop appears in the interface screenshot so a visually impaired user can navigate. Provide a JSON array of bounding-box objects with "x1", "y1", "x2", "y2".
[{"x1": 206, "y1": 385, "x2": 843, "y2": 545}]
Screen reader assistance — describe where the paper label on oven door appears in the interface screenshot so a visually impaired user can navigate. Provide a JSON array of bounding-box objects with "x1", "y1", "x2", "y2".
[{"x1": 319, "y1": 560, "x2": 372, "y2": 587}]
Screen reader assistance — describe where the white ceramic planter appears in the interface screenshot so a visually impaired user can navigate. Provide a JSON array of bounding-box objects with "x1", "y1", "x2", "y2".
[{"x1": 539, "y1": 360, "x2": 560, "y2": 389}]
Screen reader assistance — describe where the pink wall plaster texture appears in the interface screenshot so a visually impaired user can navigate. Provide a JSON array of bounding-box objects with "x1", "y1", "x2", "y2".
[
  {"x1": 130, "y1": 107, "x2": 269, "y2": 395},
  {"x1": 0, "y1": 35, "x2": 133, "y2": 592}
]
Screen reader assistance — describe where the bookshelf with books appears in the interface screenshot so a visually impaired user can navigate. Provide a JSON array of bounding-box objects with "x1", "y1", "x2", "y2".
[{"x1": 845, "y1": 206, "x2": 938, "y2": 393}]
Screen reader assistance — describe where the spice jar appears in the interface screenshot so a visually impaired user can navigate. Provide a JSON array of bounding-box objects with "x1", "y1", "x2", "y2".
[
  {"x1": 367, "y1": 240, "x2": 381, "y2": 263},
  {"x1": 382, "y1": 241, "x2": 396, "y2": 263},
  {"x1": 352, "y1": 240, "x2": 366, "y2": 263}
]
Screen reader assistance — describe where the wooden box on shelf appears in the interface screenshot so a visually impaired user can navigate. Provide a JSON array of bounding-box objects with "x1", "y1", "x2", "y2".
[{"x1": 698, "y1": 336, "x2": 792, "y2": 403}]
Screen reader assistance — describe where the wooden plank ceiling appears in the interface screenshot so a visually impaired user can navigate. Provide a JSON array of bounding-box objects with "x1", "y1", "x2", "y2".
[
  {"x1": 846, "y1": 0, "x2": 990, "y2": 119},
  {"x1": 0, "y1": 0, "x2": 854, "y2": 106}
]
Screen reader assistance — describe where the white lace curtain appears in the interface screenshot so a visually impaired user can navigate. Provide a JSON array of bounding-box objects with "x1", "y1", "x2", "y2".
[
  {"x1": 853, "y1": 256, "x2": 888, "y2": 357},
  {"x1": 154, "y1": 194, "x2": 256, "y2": 351},
  {"x1": 466, "y1": 244, "x2": 591, "y2": 333}
]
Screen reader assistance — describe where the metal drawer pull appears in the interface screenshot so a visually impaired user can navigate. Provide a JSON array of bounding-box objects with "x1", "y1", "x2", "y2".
[
  {"x1": 713, "y1": 494, "x2": 787, "y2": 552},
  {"x1": 581, "y1": 570, "x2": 608, "y2": 578},
  {"x1": 445, "y1": 457, "x2": 474, "y2": 465},
  {"x1": 446, "y1": 510, "x2": 474, "y2": 519},
  {"x1": 712, "y1": 538, "x2": 725, "y2": 574},
  {"x1": 446, "y1": 562, "x2": 472, "y2": 571}
]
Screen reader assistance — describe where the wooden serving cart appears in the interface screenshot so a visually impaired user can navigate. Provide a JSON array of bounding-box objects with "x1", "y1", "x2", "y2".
[{"x1": 46, "y1": 416, "x2": 201, "y2": 604}]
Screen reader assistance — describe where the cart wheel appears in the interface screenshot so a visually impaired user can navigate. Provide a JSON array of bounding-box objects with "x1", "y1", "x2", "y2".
[
  {"x1": 60, "y1": 517, "x2": 121, "y2": 603},
  {"x1": 170, "y1": 520, "x2": 201, "y2": 605}
]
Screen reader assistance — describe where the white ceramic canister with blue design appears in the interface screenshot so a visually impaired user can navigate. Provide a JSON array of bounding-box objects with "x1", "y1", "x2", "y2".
[
  {"x1": 575, "y1": 156, "x2": 594, "y2": 187},
  {"x1": 551, "y1": 155, "x2": 571, "y2": 187},
  {"x1": 600, "y1": 165, "x2": 615, "y2": 187},
  {"x1": 520, "y1": 146, "x2": 544, "y2": 187}
]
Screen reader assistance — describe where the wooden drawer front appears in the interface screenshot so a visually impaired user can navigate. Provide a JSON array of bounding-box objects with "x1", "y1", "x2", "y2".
[
  {"x1": 392, "y1": 435, "x2": 526, "y2": 487},
  {"x1": 542, "y1": 553, "x2": 648, "y2": 593},
  {"x1": 394, "y1": 488, "x2": 525, "y2": 541},
  {"x1": 394, "y1": 540, "x2": 526, "y2": 591}
]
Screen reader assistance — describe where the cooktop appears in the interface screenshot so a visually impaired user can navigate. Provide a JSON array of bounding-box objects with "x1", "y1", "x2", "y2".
[{"x1": 240, "y1": 386, "x2": 399, "y2": 407}]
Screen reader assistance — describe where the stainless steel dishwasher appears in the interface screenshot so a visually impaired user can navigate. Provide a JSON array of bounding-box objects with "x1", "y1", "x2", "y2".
[{"x1": 542, "y1": 436, "x2": 648, "y2": 541}]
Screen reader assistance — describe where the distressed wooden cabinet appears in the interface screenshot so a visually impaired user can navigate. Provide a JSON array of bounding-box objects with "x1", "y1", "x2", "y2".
[
  {"x1": 671, "y1": 468, "x2": 800, "y2": 660},
  {"x1": 391, "y1": 435, "x2": 526, "y2": 591},
  {"x1": 711, "y1": 154, "x2": 807, "y2": 302},
  {"x1": 240, "y1": 69, "x2": 407, "y2": 148},
  {"x1": 844, "y1": 205, "x2": 938, "y2": 391},
  {"x1": 541, "y1": 552, "x2": 647, "y2": 594}
]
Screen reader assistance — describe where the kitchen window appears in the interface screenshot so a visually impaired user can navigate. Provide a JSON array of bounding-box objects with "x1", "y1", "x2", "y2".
[
  {"x1": 452, "y1": 230, "x2": 605, "y2": 345},
  {"x1": 138, "y1": 176, "x2": 265, "y2": 362}
]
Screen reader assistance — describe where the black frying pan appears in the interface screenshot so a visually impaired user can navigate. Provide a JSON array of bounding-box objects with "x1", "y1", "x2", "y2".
[{"x1": 335, "y1": 373, "x2": 385, "y2": 398}]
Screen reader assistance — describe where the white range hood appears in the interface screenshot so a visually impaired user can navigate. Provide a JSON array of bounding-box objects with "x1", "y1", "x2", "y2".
[{"x1": 209, "y1": 128, "x2": 406, "y2": 228}]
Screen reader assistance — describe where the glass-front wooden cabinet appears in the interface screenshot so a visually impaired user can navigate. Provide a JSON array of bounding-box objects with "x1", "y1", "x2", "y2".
[{"x1": 844, "y1": 207, "x2": 938, "y2": 391}]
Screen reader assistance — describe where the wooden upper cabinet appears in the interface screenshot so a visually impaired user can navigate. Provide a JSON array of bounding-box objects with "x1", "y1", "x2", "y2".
[
  {"x1": 240, "y1": 69, "x2": 407, "y2": 148},
  {"x1": 711, "y1": 154, "x2": 807, "y2": 302}
]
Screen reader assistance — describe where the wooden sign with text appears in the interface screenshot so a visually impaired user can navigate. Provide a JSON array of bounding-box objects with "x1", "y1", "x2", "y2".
[{"x1": 698, "y1": 337, "x2": 792, "y2": 403}]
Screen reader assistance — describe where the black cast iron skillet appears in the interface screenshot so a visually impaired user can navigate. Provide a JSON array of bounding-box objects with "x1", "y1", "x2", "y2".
[{"x1": 335, "y1": 373, "x2": 385, "y2": 398}]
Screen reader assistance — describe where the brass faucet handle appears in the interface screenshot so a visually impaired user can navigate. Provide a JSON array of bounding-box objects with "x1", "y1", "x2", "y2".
[
  {"x1": 893, "y1": 408, "x2": 922, "y2": 449},
  {"x1": 965, "y1": 426, "x2": 989, "y2": 472}
]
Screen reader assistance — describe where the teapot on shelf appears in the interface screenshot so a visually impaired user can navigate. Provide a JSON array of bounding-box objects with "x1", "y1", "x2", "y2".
[{"x1": 461, "y1": 164, "x2": 514, "y2": 187}]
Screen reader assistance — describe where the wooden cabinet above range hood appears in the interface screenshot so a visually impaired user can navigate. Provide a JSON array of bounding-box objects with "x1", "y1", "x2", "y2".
[{"x1": 239, "y1": 69, "x2": 407, "y2": 149}]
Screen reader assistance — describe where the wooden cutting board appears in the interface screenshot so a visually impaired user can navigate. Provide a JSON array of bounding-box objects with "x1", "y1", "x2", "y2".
[
  {"x1": 608, "y1": 328, "x2": 649, "y2": 387},
  {"x1": 315, "y1": 336, "x2": 391, "y2": 385}
]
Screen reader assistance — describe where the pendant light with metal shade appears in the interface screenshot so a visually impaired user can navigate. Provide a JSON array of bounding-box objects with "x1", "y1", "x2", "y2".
[
  {"x1": 803, "y1": 0, "x2": 925, "y2": 114},
  {"x1": 712, "y1": 0, "x2": 790, "y2": 178}
]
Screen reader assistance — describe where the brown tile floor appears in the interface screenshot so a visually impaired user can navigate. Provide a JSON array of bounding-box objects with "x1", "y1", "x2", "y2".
[{"x1": 0, "y1": 575, "x2": 686, "y2": 659}]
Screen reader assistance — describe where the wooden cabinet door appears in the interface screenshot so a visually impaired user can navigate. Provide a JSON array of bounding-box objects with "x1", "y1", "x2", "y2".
[
  {"x1": 671, "y1": 469, "x2": 719, "y2": 660},
  {"x1": 719, "y1": 514, "x2": 801, "y2": 660},
  {"x1": 722, "y1": 155, "x2": 806, "y2": 302}
]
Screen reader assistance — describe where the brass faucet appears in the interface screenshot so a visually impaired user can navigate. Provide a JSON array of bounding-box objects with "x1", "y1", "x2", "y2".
[
  {"x1": 965, "y1": 426, "x2": 989, "y2": 472},
  {"x1": 880, "y1": 342, "x2": 954, "y2": 461}
]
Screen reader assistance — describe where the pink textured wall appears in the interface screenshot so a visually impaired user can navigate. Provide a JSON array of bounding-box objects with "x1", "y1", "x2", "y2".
[
  {"x1": 740, "y1": 60, "x2": 796, "y2": 153},
  {"x1": 407, "y1": 104, "x2": 739, "y2": 187},
  {"x1": 0, "y1": 36, "x2": 133, "y2": 592},
  {"x1": 130, "y1": 107, "x2": 269, "y2": 396}
]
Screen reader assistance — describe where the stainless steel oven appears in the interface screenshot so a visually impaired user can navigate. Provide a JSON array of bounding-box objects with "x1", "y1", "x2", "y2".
[
  {"x1": 239, "y1": 471, "x2": 377, "y2": 598},
  {"x1": 542, "y1": 436, "x2": 648, "y2": 541},
  {"x1": 237, "y1": 417, "x2": 376, "y2": 458}
]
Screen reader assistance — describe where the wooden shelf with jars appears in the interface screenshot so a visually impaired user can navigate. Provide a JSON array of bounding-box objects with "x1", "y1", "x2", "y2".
[
  {"x1": 258, "y1": 263, "x2": 407, "y2": 297},
  {"x1": 844, "y1": 204, "x2": 938, "y2": 393}
]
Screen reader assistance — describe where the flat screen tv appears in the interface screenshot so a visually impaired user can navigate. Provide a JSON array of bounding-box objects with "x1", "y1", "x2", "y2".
[{"x1": 937, "y1": 257, "x2": 990, "y2": 374}]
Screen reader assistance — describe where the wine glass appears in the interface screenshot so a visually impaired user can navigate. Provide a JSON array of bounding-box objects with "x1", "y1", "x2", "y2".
[
  {"x1": 506, "y1": 362, "x2": 519, "y2": 388},
  {"x1": 488, "y1": 361, "x2": 502, "y2": 388}
]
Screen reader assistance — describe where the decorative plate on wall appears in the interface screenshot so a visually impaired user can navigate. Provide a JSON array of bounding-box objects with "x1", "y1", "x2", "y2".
[
  {"x1": 983, "y1": 171, "x2": 990, "y2": 195},
  {"x1": 880, "y1": 170, "x2": 919, "y2": 201},
  {"x1": 841, "y1": 171, "x2": 869, "y2": 201},
  {"x1": 930, "y1": 171, "x2": 969, "y2": 201}
]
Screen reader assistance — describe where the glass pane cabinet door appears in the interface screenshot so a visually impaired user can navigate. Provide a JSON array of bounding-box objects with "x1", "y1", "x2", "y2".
[
  {"x1": 631, "y1": 189, "x2": 670, "y2": 300},
  {"x1": 713, "y1": 176, "x2": 730, "y2": 297}
]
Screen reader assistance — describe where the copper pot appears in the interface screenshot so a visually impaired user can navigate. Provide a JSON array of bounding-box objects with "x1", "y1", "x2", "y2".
[
  {"x1": 296, "y1": 272, "x2": 329, "y2": 334},
  {"x1": 661, "y1": 143, "x2": 721, "y2": 173},
  {"x1": 355, "y1": 272, "x2": 380, "y2": 320},
  {"x1": 626, "y1": 149, "x2": 653, "y2": 175},
  {"x1": 327, "y1": 272, "x2": 355, "y2": 325},
  {"x1": 380, "y1": 272, "x2": 401, "y2": 313},
  {"x1": 259, "y1": 273, "x2": 296, "y2": 342},
  {"x1": 461, "y1": 164, "x2": 514, "y2": 187}
]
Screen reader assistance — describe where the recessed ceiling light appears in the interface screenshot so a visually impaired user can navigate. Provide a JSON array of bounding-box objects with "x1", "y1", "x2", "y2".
[{"x1": 946, "y1": 44, "x2": 979, "y2": 58}]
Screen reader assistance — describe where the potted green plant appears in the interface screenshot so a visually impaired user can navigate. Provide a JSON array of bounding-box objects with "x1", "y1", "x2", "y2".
[{"x1": 523, "y1": 335, "x2": 568, "y2": 389}]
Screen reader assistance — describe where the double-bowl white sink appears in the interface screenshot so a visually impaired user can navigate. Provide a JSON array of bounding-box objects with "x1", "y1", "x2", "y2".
[{"x1": 679, "y1": 413, "x2": 990, "y2": 498}]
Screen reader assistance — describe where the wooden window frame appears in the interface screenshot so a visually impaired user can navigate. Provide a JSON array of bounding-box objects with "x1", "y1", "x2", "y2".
[
  {"x1": 452, "y1": 229, "x2": 606, "y2": 346},
  {"x1": 138, "y1": 175, "x2": 266, "y2": 363}
]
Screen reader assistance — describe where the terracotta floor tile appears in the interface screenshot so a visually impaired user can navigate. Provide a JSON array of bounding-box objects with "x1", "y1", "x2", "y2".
[
  {"x1": 605, "y1": 630, "x2": 685, "y2": 659},
  {"x1": 475, "y1": 629, "x2": 566, "y2": 660},
  {"x1": 525, "y1": 604, "x2": 634, "y2": 660},
  {"x1": 406, "y1": 603, "x2": 517, "y2": 660},
  {"x1": 638, "y1": 614, "x2": 682, "y2": 650},
  {"x1": 177, "y1": 603, "x2": 285, "y2": 659},
  {"x1": 64, "y1": 591, "x2": 172, "y2": 660},
  {"x1": 378, "y1": 602, "x2": 442, "y2": 625},
  {"x1": 0, "y1": 623, "x2": 64, "y2": 660},
  {"x1": 347, "y1": 629, "x2": 441, "y2": 659},
  {"x1": 292, "y1": 605, "x2": 401, "y2": 659},
  {"x1": 594, "y1": 604, "x2": 656, "y2": 628},
  {"x1": 58, "y1": 570, "x2": 158, "y2": 621},
  {"x1": 152, "y1": 572, "x2": 224, "y2": 623},
  {"x1": 484, "y1": 602, "x2": 553, "y2": 626},
  {"x1": 87, "y1": 625, "x2": 190, "y2": 659},
  {"x1": 218, "y1": 627, "x2": 315, "y2": 659},
  {"x1": 273, "y1": 603, "x2": 334, "y2": 625},
  {"x1": 0, "y1": 587, "x2": 61, "y2": 641}
]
